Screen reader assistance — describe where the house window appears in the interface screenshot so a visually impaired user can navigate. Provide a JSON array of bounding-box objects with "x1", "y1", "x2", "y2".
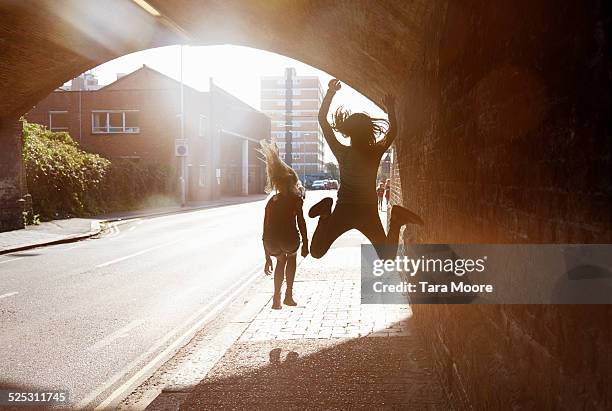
[
  {"x1": 198, "y1": 165, "x2": 207, "y2": 187},
  {"x1": 49, "y1": 111, "x2": 68, "y2": 131},
  {"x1": 198, "y1": 115, "x2": 207, "y2": 137},
  {"x1": 92, "y1": 110, "x2": 140, "y2": 133}
]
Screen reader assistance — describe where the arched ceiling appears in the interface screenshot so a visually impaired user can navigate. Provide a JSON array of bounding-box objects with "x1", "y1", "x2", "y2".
[{"x1": 0, "y1": 0, "x2": 441, "y2": 118}]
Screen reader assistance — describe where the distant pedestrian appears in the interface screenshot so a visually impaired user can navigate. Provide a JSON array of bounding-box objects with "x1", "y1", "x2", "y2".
[
  {"x1": 376, "y1": 182, "x2": 385, "y2": 210},
  {"x1": 260, "y1": 141, "x2": 309, "y2": 309},
  {"x1": 384, "y1": 178, "x2": 391, "y2": 207}
]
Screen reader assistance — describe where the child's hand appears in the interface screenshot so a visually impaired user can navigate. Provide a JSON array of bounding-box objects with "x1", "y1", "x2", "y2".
[
  {"x1": 264, "y1": 258, "x2": 273, "y2": 275},
  {"x1": 382, "y1": 94, "x2": 395, "y2": 113},
  {"x1": 328, "y1": 79, "x2": 341, "y2": 93},
  {"x1": 301, "y1": 243, "x2": 309, "y2": 258}
]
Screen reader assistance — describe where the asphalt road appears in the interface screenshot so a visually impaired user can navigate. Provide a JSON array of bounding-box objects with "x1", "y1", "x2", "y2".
[{"x1": 0, "y1": 191, "x2": 331, "y2": 408}]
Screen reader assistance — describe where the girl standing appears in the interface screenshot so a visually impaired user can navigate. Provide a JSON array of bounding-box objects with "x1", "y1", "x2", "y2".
[{"x1": 260, "y1": 141, "x2": 309, "y2": 309}]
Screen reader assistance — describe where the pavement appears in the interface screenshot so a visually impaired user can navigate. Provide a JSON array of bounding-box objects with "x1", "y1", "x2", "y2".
[
  {"x1": 0, "y1": 191, "x2": 449, "y2": 409},
  {"x1": 123, "y1": 199, "x2": 449, "y2": 410},
  {"x1": 0, "y1": 218, "x2": 101, "y2": 254},
  {"x1": 0, "y1": 194, "x2": 266, "y2": 254}
]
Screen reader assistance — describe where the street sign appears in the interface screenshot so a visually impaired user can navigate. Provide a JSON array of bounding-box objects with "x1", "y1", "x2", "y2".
[{"x1": 175, "y1": 139, "x2": 188, "y2": 156}]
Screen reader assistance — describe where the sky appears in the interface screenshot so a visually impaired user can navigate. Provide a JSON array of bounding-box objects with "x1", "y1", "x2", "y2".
[
  {"x1": 89, "y1": 45, "x2": 388, "y2": 164},
  {"x1": 91, "y1": 45, "x2": 386, "y2": 118}
]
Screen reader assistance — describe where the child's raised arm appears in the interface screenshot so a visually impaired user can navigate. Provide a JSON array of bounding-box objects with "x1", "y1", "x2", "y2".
[
  {"x1": 377, "y1": 94, "x2": 397, "y2": 152},
  {"x1": 319, "y1": 79, "x2": 344, "y2": 156}
]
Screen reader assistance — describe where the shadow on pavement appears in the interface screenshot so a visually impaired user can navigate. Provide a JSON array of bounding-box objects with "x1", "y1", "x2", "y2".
[{"x1": 178, "y1": 328, "x2": 449, "y2": 410}]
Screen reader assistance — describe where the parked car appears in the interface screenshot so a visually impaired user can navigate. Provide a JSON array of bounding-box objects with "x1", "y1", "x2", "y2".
[
  {"x1": 327, "y1": 179, "x2": 339, "y2": 189},
  {"x1": 311, "y1": 180, "x2": 327, "y2": 190}
]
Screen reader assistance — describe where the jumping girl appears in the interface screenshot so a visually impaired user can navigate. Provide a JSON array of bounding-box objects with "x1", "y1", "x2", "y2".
[
  {"x1": 309, "y1": 79, "x2": 424, "y2": 260},
  {"x1": 260, "y1": 141, "x2": 309, "y2": 309}
]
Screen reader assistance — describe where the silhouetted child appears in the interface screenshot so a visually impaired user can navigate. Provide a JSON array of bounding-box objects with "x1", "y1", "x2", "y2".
[
  {"x1": 260, "y1": 141, "x2": 308, "y2": 309},
  {"x1": 376, "y1": 182, "x2": 385, "y2": 210},
  {"x1": 384, "y1": 178, "x2": 391, "y2": 207},
  {"x1": 309, "y1": 79, "x2": 423, "y2": 260}
]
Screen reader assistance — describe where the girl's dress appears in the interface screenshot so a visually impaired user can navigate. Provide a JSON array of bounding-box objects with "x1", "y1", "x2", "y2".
[{"x1": 263, "y1": 192, "x2": 303, "y2": 256}]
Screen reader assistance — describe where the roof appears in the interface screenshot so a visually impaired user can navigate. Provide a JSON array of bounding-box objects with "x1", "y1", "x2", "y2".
[{"x1": 98, "y1": 64, "x2": 201, "y2": 94}]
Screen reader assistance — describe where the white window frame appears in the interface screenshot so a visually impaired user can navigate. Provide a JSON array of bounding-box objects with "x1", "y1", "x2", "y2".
[
  {"x1": 91, "y1": 110, "x2": 140, "y2": 134},
  {"x1": 49, "y1": 111, "x2": 68, "y2": 131},
  {"x1": 198, "y1": 114, "x2": 207, "y2": 137}
]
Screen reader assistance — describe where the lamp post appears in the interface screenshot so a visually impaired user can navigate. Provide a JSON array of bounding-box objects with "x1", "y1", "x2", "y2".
[{"x1": 179, "y1": 45, "x2": 186, "y2": 206}]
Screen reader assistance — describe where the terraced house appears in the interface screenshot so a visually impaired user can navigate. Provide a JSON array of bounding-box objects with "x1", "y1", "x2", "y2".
[{"x1": 27, "y1": 65, "x2": 270, "y2": 201}]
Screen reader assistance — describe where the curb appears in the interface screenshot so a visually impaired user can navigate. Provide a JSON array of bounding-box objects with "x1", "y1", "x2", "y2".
[
  {"x1": 0, "y1": 220, "x2": 103, "y2": 256},
  {"x1": 0, "y1": 196, "x2": 266, "y2": 256},
  {"x1": 101, "y1": 196, "x2": 264, "y2": 224},
  {"x1": 128, "y1": 256, "x2": 309, "y2": 410}
]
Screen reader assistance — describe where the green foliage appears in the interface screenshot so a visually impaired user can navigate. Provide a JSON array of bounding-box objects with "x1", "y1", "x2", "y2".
[
  {"x1": 22, "y1": 211, "x2": 41, "y2": 226},
  {"x1": 22, "y1": 119, "x2": 173, "y2": 220},
  {"x1": 95, "y1": 159, "x2": 172, "y2": 212}
]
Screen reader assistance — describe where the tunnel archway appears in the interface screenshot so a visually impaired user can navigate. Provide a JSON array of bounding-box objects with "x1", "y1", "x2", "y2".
[{"x1": 1, "y1": 1, "x2": 611, "y2": 409}]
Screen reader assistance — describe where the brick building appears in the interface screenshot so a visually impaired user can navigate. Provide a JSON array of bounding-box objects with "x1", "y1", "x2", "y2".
[
  {"x1": 260, "y1": 68, "x2": 326, "y2": 181},
  {"x1": 27, "y1": 66, "x2": 270, "y2": 201}
]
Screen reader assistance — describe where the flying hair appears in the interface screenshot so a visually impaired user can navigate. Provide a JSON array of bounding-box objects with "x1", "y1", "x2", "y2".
[
  {"x1": 258, "y1": 140, "x2": 299, "y2": 195},
  {"x1": 331, "y1": 106, "x2": 389, "y2": 148}
]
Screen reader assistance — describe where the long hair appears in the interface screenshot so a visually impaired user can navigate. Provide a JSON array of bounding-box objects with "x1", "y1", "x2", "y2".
[
  {"x1": 258, "y1": 140, "x2": 299, "y2": 195},
  {"x1": 331, "y1": 106, "x2": 389, "y2": 149}
]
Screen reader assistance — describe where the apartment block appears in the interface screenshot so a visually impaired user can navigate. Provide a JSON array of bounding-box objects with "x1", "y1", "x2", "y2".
[{"x1": 260, "y1": 68, "x2": 326, "y2": 179}]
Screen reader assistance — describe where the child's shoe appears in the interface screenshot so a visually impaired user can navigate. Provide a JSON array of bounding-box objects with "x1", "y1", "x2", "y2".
[
  {"x1": 390, "y1": 205, "x2": 424, "y2": 226},
  {"x1": 308, "y1": 197, "x2": 333, "y2": 218},
  {"x1": 272, "y1": 294, "x2": 282, "y2": 309}
]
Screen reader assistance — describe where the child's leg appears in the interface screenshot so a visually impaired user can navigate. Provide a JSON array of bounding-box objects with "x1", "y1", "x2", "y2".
[
  {"x1": 283, "y1": 253, "x2": 298, "y2": 306},
  {"x1": 359, "y1": 214, "x2": 394, "y2": 260},
  {"x1": 272, "y1": 254, "x2": 287, "y2": 309},
  {"x1": 310, "y1": 204, "x2": 355, "y2": 259},
  {"x1": 361, "y1": 205, "x2": 424, "y2": 260}
]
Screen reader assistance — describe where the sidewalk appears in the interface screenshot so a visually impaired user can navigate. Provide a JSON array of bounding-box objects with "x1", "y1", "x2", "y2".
[
  {"x1": 0, "y1": 194, "x2": 266, "y2": 254},
  {"x1": 141, "y1": 230, "x2": 449, "y2": 410},
  {"x1": 0, "y1": 218, "x2": 101, "y2": 254}
]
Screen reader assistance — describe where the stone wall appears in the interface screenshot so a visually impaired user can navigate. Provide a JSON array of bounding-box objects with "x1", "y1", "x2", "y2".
[{"x1": 391, "y1": 0, "x2": 612, "y2": 408}]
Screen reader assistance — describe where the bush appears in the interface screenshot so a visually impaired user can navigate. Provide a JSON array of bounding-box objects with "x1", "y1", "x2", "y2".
[
  {"x1": 22, "y1": 120, "x2": 110, "y2": 219},
  {"x1": 22, "y1": 119, "x2": 173, "y2": 220}
]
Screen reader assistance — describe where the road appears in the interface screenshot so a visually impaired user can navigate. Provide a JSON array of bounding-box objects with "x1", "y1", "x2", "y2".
[{"x1": 0, "y1": 191, "x2": 331, "y2": 408}]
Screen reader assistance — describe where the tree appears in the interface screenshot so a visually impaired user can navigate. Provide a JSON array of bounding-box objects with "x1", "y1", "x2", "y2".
[{"x1": 325, "y1": 162, "x2": 340, "y2": 180}]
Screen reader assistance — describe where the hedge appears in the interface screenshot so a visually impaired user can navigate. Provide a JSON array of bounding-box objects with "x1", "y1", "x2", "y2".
[{"x1": 22, "y1": 119, "x2": 173, "y2": 220}]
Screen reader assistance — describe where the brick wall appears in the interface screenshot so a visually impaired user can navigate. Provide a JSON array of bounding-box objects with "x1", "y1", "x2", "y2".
[
  {"x1": 0, "y1": 117, "x2": 25, "y2": 232},
  {"x1": 25, "y1": 68, "x2": 270, "y2": 204},
  {"x1": 391, "y1": 1, "x2": 612, "y2": 408}
]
